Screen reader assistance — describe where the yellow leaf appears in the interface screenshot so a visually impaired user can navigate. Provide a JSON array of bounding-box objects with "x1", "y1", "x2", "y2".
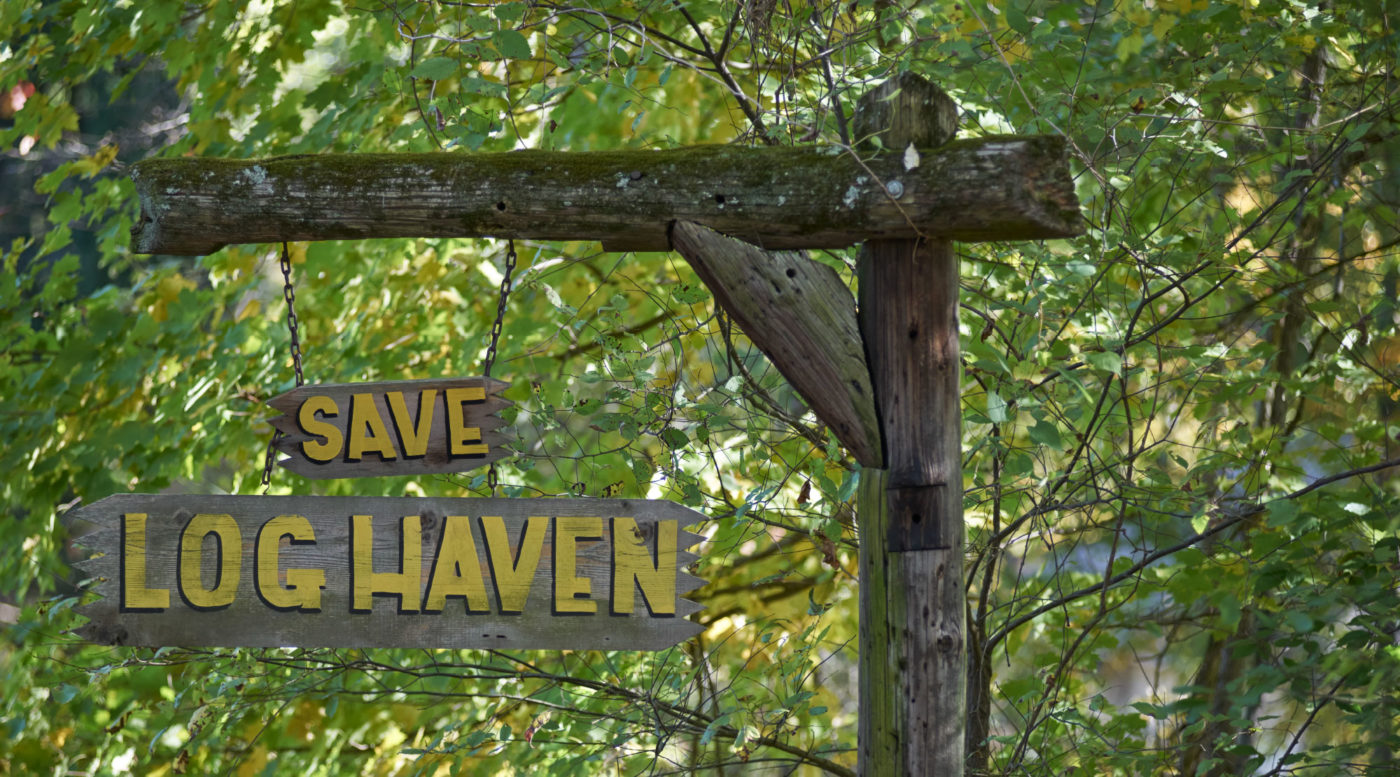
[
  {"x1": 236, "y1": 298, "x2": 261, "y2": 322},
  {"x1": 1115, "y1": 32, "x2": 1146, "y2": 61},
  {"x1": 158, "y1": 273, "x2": 196, "y2": 302},
  {"x1": 221, "y1": 247, "x2": 257, "y2": 277},
  {"x1": 1001, "y1": 39, "x2": 1030, "y2": 63},
  {"x1": 1152, "y1": 14, "x2": 1176, "y2": 42},
  {"x1": 1284, "y1": 34, "x2": 1317, "y2": 52},
  {"x1": 72, "y1": 144, "x2": 119, "y2": 177}
]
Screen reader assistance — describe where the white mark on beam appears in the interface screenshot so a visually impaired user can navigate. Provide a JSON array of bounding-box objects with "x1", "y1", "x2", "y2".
[
  {"x1": 843, "y1": 185, "x2": 861, "y2": 209},
  {"x1": 242, "y1": 165, "x2": 273, "y2": 195}
]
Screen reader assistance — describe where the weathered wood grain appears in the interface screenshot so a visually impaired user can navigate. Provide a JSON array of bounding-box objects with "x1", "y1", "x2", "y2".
[
  {"x1": 670, "y1": 221, "x2": 881, "y2": 467},
  {"x1": 856, "y1": 472, "x2": 964, "y2": 774},
  {"x1": 266, "y1": 377, "x2": 512, "y2": 479},
  {"x1": 851, "y1": 72, "x2": 960, "y2": 150},
  {"x1": 854, "y1": 73, "x2": 968, "y2": 776},
  {"x1": 68, "y1": 494, "x2": 706, "y2": 651},
  {"x1": 128, "y1": 138, "x2": 1083, "y2": 255}
]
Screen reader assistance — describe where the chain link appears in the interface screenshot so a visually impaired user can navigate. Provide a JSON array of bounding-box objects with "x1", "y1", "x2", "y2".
[
  {"x1": 280, "y1": 243, "x2": 306, "y2": 387},
  {"x1": 262, "y1": 243, "x2": 307, "y2": 492},
  {"x1": 260, "y1": 434, "x2": 280, "y2": 493},
  {"x1": 483, "y1": 240, "x2": 517, "y2": 378},
  {"x1": 483, "y1": 240, "x2": 518, "y2": 495}
]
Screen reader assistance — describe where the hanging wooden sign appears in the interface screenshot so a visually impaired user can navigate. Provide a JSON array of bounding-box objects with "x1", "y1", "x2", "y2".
[
  {"x1": 267, "y1": 377, "x2": 511, "y2": 479},
  {"x1": 67, "y1": 494, "x2": 706, "y2": 651}
]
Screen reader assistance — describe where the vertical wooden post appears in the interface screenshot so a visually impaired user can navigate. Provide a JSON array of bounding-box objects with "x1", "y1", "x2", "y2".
[{"x1": 854, "y1": 73, "x2": 966, "y2": 775}]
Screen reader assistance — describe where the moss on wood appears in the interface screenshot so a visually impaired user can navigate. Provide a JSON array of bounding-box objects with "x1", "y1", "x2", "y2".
[{"x1": 130, "y1": 137, "x2": 1084, "y2": 256}]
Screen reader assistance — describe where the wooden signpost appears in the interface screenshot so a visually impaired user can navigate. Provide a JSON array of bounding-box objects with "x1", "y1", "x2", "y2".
[
  {"x1": 109, "y1": 71, "x2": 1084, "y2": 775},
  {"x1": 266, "y1": 377, "x2": 511, "y2": 479},
  {"x1": 69, "y1": 494, "x2": 705, "y2": 651}
]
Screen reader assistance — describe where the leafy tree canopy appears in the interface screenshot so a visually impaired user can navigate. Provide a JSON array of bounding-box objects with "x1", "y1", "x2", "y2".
[{"x1": 2, "y1": 0, "x2": 1398, "y2": 774}]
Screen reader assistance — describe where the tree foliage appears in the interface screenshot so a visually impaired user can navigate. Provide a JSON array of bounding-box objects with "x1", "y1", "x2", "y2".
[{"x1": 2, "y1": 0, "x2": 1399, "y2": 774}]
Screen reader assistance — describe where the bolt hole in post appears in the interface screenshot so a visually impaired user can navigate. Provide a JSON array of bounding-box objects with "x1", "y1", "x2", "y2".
[
  {"x1": 495, "y1": 201, "x2": 506, "y2": 211},
  {"x1": 786, "y1": 268, "x2": 797, "y2": 279},
  {"x1": 714, "y1": 194, "x2": 726, "y2": 205}
]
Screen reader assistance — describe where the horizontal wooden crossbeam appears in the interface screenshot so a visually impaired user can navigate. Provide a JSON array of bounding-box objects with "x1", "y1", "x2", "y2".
[{"x1": 129, "y1": 137, "x2": 1082, "y2": 256}]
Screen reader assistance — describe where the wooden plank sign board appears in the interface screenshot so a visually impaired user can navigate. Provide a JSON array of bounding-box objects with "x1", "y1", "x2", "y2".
[
  {"x1": 68, "y1": 495, "x2": 706, "y2": 651},
  {"x1": 267, "y1": 377, "x2": 511, "y2": 479}
]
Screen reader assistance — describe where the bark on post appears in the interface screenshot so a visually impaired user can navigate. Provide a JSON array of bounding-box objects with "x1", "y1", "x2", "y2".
[{"x1": 854, "y1": 72, "x2": 967, "y2": 775}]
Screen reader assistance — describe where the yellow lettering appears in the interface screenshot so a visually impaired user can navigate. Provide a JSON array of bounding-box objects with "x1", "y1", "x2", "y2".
[
  {"x1": 121, "y1": 513, "x2": 169, "y2": 611},
  {"x1": 351, "y1": 515, "x2": 422, "y2": 612},
  {"x1": 346, "y1": 393, "x2": 397, "y2": 461},
  {"x1": 255, "y1": 515, "x2": 325, "y2": 612},
  {"x1": 611, "y1": 518, "x2": 676, "y2": 616},
  {"x1": 387, "y1": 390, "x2": 437, "y2": 459},
  {"x1": 297, "y1": 395, "x2": 343, "y2": 462},
  {"x1": 423, "y1": 515, "x2": 489, "y2": 613},
  {"x1": 553, "y1": 517, "x2": 601, "y2": 614},
  {"x1": 445, "y1": 386, "x2": 488, "y2": 458},
  {"x1": 179, "y1": 514, "x2": 241, "y2": 610},
  {"x1": 481, "y1": 516, "x2": 545, "y2": 613}
]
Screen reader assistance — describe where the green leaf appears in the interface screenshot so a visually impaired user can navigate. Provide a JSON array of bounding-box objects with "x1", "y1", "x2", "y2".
[
  {"x1": 1005, "y1": 3, "x2": 1030, "y2": 33},
  {"x1": 412, "y1": 57, "x2": 457, "y2": 80},
  {"x1": 838, "y1": 470, "x2": 859, "y2": 502},
  {"x1": 1027, "y1": 419, "x2": 1063, "y2": 449},
  {"x1": 1267, "y1": 500, "x2": 1300, "y2": 528},
  {"x1": 492, "y1": 2, "x2": 525, "y2": 22},
  {"x1": 1084, "y1": 351, "x2": 1120, "y2": 375},
  {"x1": 1284, "y1": 610, "x2": 1314, "y2": 632},
  {"x1": 987, "y1": 390, "x2": 1009, "y2": 423},
  {"x1": 492, "y1": 29, "x2": 531, "y2": 60},
  {"x1": 1131, "y1": 701, "x2": 1167, "y2": 719},
  {"x1": 1066, "y1": 260, "x2": 1096, "y2": 278},
  {"x1": 660, "y1": 427, "x2": 687, "y2": 449},
  {"x1": 670, "y1": 282, "x2": 708, "y2": 304},
  {"x1": 1190, "y1": 510, "x2": 1210, "y2": 535},
  {"x1": 699, "y1": 713, "x2": 730, "y2": 746}
]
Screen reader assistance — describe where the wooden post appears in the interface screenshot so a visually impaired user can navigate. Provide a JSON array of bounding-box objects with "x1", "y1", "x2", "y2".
[{"x1": 854, "y1": 73, "x2": 966, "y2": 775}]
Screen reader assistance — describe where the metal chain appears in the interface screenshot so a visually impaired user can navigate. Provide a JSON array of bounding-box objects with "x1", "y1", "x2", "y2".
[
  {"x1": 262, "y1": 243, "x2": 307, "y2": 492},
  {"x1": 483, "y1": 240, "x2": 517, "y2": 494},
  {"x1": 483, "y1": 240, "x2": 517, "y2": 378},
  {"x1": 280, "y1": 243, "x2": 306, "y2": 387}
]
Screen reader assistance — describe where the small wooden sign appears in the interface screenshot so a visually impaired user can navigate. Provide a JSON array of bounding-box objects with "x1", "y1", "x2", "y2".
[
  {"x1": 67, "y1": 495, "x2": 706, "y2": 651},
  {"x1": 267, "y1": 377, "x2": 511, "y2": 479}
]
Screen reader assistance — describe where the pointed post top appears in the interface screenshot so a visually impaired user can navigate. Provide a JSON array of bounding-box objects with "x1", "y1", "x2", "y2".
[{"x1": 853, "y1": 71, "x2": 959, "y2": 151}]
